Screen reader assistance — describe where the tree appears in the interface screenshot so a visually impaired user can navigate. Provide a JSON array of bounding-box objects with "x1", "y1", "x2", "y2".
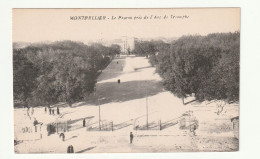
[
  {"x1": 13, "y1": 41, "x2": 118, "y2": 107},
  {"x1": 132, "y1": 41, "x2": 157, "y2": 56},
  {"x1": 109, "y1": 44, "x2": 121, "y2": 57},
  {"x1": 13, "y1": 49, "x2": 39, "y2": 107},
  {"x1": 153, "y1": 32, "x2": 240, "y2": 104}
]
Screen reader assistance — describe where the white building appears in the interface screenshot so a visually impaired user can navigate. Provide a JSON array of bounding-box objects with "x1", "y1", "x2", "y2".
[
  {"x1": 94, "y1": 36, "x2": 137, "y2": 54},
  {"x1": 111, "y1": 37, "x2": 137, "y2": 54}
]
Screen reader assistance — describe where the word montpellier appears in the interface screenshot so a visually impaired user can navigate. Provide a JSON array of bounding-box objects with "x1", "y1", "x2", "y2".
[{"x1": 70, "y1": 16, "x2": 107, "y2": 20}]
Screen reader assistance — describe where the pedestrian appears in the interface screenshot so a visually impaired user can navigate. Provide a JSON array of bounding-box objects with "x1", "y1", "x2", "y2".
[
  {"x1": 194, "y1": 121, "x2": 199, "y2": 135},
  {"x1": 44, "y1": 107, "x2": 47, "y2": 113},
  {"x1": 118, "y1": 79, "x2": 120, "y2": 84},
  {"x1": 67, "y1": 145, "x2": 70, "y2": 153},
  {"x1": 190, "y1": 122, "x2": 198, "y2": 136},
  {"x1": 57, "y1": 106, "x2": 60, "y2": 115},
  {"x1": 52, "y1": 109, "x2": 55, "y2": 115},
  {"x1": 83, "y1": 119, "x2": 86, "y2": 127},
  {"x1": 117, "y1": 61, "x2": 118, "y2": 64},
  {"x1": 59, "y1": 133, "x2": 65, "y2": 141},
  {"x1": 33, "y1": 118, "x2": 38, "y2": 132},
  {"x1": 67, "y1": 145, "x2": 74, "y2": 153},
  {"x1": 70, "y1": 145, "x2": 74, "y2": 153},
  {"x1": 130, "y1": 132, "x2": 134, "y2": 144}
]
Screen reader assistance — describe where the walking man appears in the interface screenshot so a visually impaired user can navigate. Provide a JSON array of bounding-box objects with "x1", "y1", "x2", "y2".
[{"x1": 130, "y1": 132, "x2": 134, "y2": 144}]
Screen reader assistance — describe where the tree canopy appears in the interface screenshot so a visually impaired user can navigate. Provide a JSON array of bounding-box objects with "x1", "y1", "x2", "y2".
[
  {"x1": 146, "y1": 32, "x2": 240, "y2": 103},
  {"x1": 13, "y1": 41, "x2": 120, "y2": 107}
]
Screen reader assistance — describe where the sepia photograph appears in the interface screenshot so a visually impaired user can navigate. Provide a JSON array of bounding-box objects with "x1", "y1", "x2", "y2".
[{"x1": 12, "y1": 8, "x2": 240, "y2": 153}]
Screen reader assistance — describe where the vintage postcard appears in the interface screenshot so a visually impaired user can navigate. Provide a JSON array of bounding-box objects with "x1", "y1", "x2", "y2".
[{"x1": 12, "y1": 8, "x2": 240, "y2": 153}]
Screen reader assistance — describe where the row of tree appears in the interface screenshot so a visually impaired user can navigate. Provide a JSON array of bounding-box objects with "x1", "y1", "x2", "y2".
[
  {"x1": 13, "y1": 41, "x2": 121, "y2": 107},
  {"x1": 133, "y1": 32, "x2": 240, "y2": 103}
]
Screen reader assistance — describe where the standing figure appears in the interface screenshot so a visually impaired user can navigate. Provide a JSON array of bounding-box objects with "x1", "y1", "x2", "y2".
[
  {"x1": 190, "y1": 121, "x2": 199, "y2": 136},
  {"x1": 118, "y1": 79, "x2": 120, "y2": 84},
  {"x1": 57, "y1": 106, "x2": 60, "y2": 115},
  {"x1": 130, "y1": 132, "x2": 134, "y2": 144},
  {"x1": 52, "y1": 109, "x2": 55, "y2": 115},
  {"x1": 67, "y1": 146, "x2": 70, "y2": 153},
  {"x1": 33, "y1": 118, "x2": 38, "y2": 132},
  {"x1": 59, "y1": 133, "x2": 65, "y2": 141},
  {"x1": 83, "y1": 119, "x2": 86, "y2": 127},
  {"x1": 44, "y1": 107, "x2": 47, "y2": 113},
  {"x1": 70, "y1": 145, "x2": 74, "y2": 153}
]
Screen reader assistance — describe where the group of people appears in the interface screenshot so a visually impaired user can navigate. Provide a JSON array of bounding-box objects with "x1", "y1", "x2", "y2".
[
  {"x1": 67, "y1": 145, "x2": 74, "y2": 153},
  {"x1": 45, "y1": 106, "x2": 60, "y2": 115}
]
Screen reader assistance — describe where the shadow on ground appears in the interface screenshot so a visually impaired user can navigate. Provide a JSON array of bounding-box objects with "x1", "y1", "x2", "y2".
[
  {"x1": 96, "y1": 80, "x2": 164, "y2": 105},
  {"x1": 66, "y1": 116, "x2": 95, "y2": 131},
  {"x1": 79, "y1": 80, "x2": 165, "y2": 106},
  {"x1": 66, "y1": 135, "x2": 78, "y2": 141},
  {"x1": 184, "y1": 99, "x2": 198, "y2": 105},
  {"x1": 68, "y1": 116, "x2": 94, "y2": 125},
  {"x1": 161, "y1": 119, "x2": 179, "y2": 130},
  {"x1": 76, "y1": 146, "x2": 96, "y2": 153},
  {"x1": 113, "y1": 120, "x2": 132, "y2": 131},
  {"x1": 136, "y1": 121, "x2": 160, "y2": 130},
  {"x1": 86, "y1": 113, "x2": 158, "y2": 131}
]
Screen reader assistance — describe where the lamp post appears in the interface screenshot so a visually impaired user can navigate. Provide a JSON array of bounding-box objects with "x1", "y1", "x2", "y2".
[
  {"x1": 97, "y1": 97, "x2": 105, "y2": 131},
  {"x1": 95, "y1": 86, "x2": 101, "y2": 131},
  {"x1": 99, "y1": 104, "x2": 101, "y2": 131},
  {"x1": 145, "y1": 81, "x2": 148, "y2": 129},
  {"x1": 146, "y1": 96, "x2": 148, "y2": 129}
]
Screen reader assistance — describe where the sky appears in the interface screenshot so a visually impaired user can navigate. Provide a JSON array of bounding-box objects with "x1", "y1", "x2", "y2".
[{"x1": 13, "y1": 8, "x2": 240, "y2": 43}]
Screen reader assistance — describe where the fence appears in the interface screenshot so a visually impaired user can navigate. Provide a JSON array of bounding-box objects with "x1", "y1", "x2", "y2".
[
  {"x1": 56, "y1": 121, "x2": 68, "y2": 133},
  {"x1": 178, "y1": 113, "x2": 199, "y2": 132},
  {"x1": 87, "y1": 120, "x2": 114, "y2": 131},
  {"x1": 133, "y1": 119, "x2": 161, "y2": 131},
  {"x1": 54, "y1": 113, "x2": 196, "y2": 133}
]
